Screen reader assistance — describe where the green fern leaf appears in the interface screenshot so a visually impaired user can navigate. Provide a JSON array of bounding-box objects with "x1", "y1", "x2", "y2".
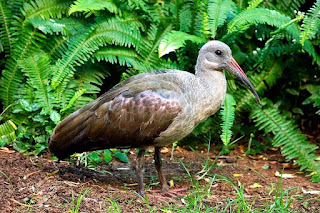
[
  {"x1": 0, "y1": 1, "x2": 14, "y2": 54},
  {"x1": 0, "y1": 25, "x2": 46, "y2": 107},
  {"x1": 179, "y1": 2, "x2": 193, "y2": 32},
  {"x1": 208, "y1": 0, "x2": 235, "y2": 38},
  {"x1": 138, "y1": 23, "x2": 177, "y2": 70},
  {"x1": 61, "y1": 64, "x2": 107, "y2": 109},
  {"x1": 251, "y1": 100, "x2": 320, "y2": 182},
  {"x1": 220, "y1": 93, "x2": 236, "y2": 146},
  {"x1": 300, "y1": 0, "x2": 320, "y2": 45},
  {"x1": 28, "y1": 18, "x2": 70, "y2": 35},
  {"x1": 94, "y1": 47, "x2": 141, "y2": 68},
  {"x1": 69, "y1": 0, "x2": 119, "y2": 15},
  {"x1": 0, "y1": 120, "x2": 17, "y2": 146},
  {"x1": 23, "y1": 0, "x2": 73, "y2": 20},
  {"x1": 61, "y1": 89, "x2": 87, "y2": 112},
  {"x1": 158, "y1": 30, "x2": 204, "y2": 57},
  {"x1": 19, "y1": 52, "x2": 54, "y2": 113},
  {"x1": 303, "y1": 39, "x2": 320, "y2": 66},
  {"x1": 234, "y1": 61, "x2": 284, "y2": 112},
  {"x1": 51, "y1": 17, "x2": 142, "y2": 90},
  {"x1": 228, "y1": 8, "x2": 300, "y2": 40},
  {"x1": 247, "y1": 0, "x2": 264, "y2": 10}
]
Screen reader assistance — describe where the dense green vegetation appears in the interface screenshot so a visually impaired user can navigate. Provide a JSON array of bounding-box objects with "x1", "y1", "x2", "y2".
[{"x1": 0, "y1": 0, "x2": 319, "y2": 181}]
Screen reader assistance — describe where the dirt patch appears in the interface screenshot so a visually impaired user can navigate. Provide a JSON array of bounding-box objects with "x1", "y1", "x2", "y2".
[{"x1": 0, "y1": 146, "x2": 319, "y2": 212}]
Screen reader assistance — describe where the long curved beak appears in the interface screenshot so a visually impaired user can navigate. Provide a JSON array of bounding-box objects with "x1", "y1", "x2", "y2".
[{"x1": 226, "y1": 57, "x2": 261, "y2": 105}]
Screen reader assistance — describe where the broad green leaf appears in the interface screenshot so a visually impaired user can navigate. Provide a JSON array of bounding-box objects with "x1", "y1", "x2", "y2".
[
  {"x1": 50, "y1": 111, "x2": 61, "y2": 124},
  {"x1": 88, "y1": 152, "x2": 102, "y2": 163},
  {"x1": 103, "y1": 149, "x2": 112, "y2": 163},
  {"x1": 69, "y1": 0, "x2": 118, "y2": 15},
  {"x1": 19, "y1": 99, "x2": 32, "y2": 112},
  {"x1": 158, "y1": 31, "x2": 204, "y2": 57},
  {"x1": 114, "y1": 151, "x2": 129, "y2": 163}
]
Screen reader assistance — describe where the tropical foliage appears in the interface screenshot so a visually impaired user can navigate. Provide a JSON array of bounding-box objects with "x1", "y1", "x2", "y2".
[{"x1": 0, "y1": 0, "x2": 319, "y2": 181}]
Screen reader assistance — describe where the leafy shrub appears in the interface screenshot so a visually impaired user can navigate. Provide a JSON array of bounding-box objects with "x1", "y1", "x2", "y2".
[{"x1": 0, "y1": 0, "x2": 319, "y2": 181}]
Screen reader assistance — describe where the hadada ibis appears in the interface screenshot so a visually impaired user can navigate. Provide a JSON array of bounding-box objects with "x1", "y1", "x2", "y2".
[{"x1": 49, "y1": 40, "x2": 261, "y2": 196}]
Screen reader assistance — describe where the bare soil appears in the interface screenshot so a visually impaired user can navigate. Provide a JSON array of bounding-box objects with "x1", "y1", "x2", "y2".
[{"x1": 0, "y1": 146, "x2": 319, "y2": 212}]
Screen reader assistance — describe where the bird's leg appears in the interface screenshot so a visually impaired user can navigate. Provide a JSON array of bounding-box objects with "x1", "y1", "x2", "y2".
[
  {"x1": 152, "y1": 147, "x2": 188, "y2": 198},
  {"x1": 154, "y1": 147, "x2": 169, "y2": 193},
  {"x1": 136, "y1": 149, "x2": 146, "y2": 196}
]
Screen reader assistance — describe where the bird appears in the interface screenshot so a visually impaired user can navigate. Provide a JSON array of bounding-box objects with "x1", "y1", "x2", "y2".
[{"x1": 49, "y1": 40, "x2": 261, "y2": 196}]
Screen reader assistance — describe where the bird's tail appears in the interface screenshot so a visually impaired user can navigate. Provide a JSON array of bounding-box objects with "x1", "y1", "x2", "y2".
[{"x1": 48, "y1": 106, "x2": 94, "y2": 160}]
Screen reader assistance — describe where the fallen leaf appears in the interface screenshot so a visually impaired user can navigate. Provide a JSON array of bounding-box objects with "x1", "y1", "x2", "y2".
[
  {"x1": 269, "y1": 161, "x2": 278, "y2": 165},
  {"x1": 176, "y1": 146, "x2": 183, "y2": 152},
  {"x1": 23, "y1": 170, "x2": 41, "y2": 180},
  {"x1": 250, "y1": 183, "x2": 263, "y2": 188},
  {"x1": 281, "y1": 162, "x2": 293, "y2": 169},
  {"x1": 0, "y1": 149, "x2": 15, "y2": 153},
  {"x1": 274, "y1": 171, "x2": 295, "y2": 178},
  {"x1": 169, "y1": 179, "x2": 174, "y2": 187},
  {"x1": 63, "y1": 181, "x2": 80, "y2": 187},
  {"x1": 161, "y1": 147, "x2": 169, "y2": 153},
  {"x1": 301, "y1": 187, "x2": 320, "y2": 195},
  {"x1": 233, "y1": 173, "x2": 243, "y2": 177},
  {"x1": 46, "y1": 170, "x2": 59, "y2": 176},
  {"x1": 248, "y1": 155, "x2": 259, "y2": 160}
]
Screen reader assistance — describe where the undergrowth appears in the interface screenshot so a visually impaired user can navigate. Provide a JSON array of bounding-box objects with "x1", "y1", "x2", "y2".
[{"x1": 0, "y1": 0, "x2": 319, "y2": 182}]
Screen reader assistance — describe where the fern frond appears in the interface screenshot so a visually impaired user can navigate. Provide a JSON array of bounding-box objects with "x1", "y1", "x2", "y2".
[
  {"x1": 267, "y1": 0, "x2": 306, "y2": 17},
  {"x1": 303, "y1": 40, "x2": 320, "y2": 66},
  {"x1": 247, "y1": 0, "x2": 264, "y2": 10},
  {"x1": 28, "y1": 18, "x2": 69, "y2": 35},
  {"x1": 255, "y1": 41, "x2": 300, "y2": 63},
  {"x1": 251, "y1": 100, "x2": 320, "y2": 182},
  {"x1": 22, "y1": 0, "x2": 73, "y2": 20},
  {"x1": 94, "y1": 47, "x2": 142, "y2": 68},
  {"x1": 300, "y1": 0, "x2": 320, "y2": 45},
  {"x1": 19, "y1": 52, "x2": 54, "y2": 113},
  {"x1": 234, "y1": 61, "x2": 284, "y2": 112},
  {"x1": 61, "y1": 89, "x2": 87, "y2": 112},
  {"x1": 208, "y1": 0, "x2": 235, "y2": 38},
  {"x1": 0, "y1": 26, "x2": 46, "y2": 107},
  {"x1": 7, "y1": 0, "x2": 24, "y2": 17},
  {"x1": 0, "y1": 120, "x2": 17, "y2": 146},
  {"x1": 61, "y1": 64, "x2": 107, "y2": 109},
  {"x1": 69, "y1": 0, "x2": 119, "y2": 15},
  {"x1": 158, "y1": 30, "x2": 204, "y2": 57},
  {"x1": 137, "y1": 23, "x2": 173, "y2": 70},
  {"x1": 51, "y1": 17, "x2": 142, "y2": 90},
  {"x1": 220, "y1": 93, "x2": 236, "y2": 146},
  {"x1": 228, "y1": 8, "x2": 300, "y2": 39},
  {"x1": 179, "y1": 2, "x2": 193, "y2": 32},
  {"x1": 0, "y1": 1, "x2": 14, "y2": 54}
]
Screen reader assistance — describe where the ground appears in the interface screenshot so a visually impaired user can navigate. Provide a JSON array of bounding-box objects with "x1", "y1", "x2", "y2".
[{"x1": 0, "y1": 146, "x2": 319, "y2": 212}]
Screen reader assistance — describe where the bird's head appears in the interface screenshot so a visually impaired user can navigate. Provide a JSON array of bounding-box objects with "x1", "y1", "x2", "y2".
[{"x1": 196, "y1": 40, "x2": 261, "y2": 105}]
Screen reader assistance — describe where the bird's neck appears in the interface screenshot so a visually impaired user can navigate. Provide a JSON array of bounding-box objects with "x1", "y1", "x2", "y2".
[
  {"x1": 195, "y1": 67, "x2": 225, "y2": 84},
  {"x1": 193, "y1": 68, "x2": 227, "y2": 126}
]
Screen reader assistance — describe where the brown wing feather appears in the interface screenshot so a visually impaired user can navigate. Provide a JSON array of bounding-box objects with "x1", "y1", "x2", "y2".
[{"x1": 49, "y1": 73, "x2": 184, "y2": 159}]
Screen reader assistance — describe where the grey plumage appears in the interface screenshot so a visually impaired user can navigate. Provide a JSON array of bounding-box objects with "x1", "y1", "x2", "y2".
[{"x1": 49, "y1": 40, "x2": 261, "y2": 196}]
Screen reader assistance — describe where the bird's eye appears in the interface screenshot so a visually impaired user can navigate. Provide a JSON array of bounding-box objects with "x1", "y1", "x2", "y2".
[{"x1": 215, "y1": 50, "x2": 222, "y2": 55}]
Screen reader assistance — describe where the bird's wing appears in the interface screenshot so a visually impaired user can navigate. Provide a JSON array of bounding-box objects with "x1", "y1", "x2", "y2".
[
  {"x1": 86, "y1": 86, "x2": 184, "y2": 147},
  {"x1": 49, "y1": 70, "x2": 187, "y2": 158}
]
